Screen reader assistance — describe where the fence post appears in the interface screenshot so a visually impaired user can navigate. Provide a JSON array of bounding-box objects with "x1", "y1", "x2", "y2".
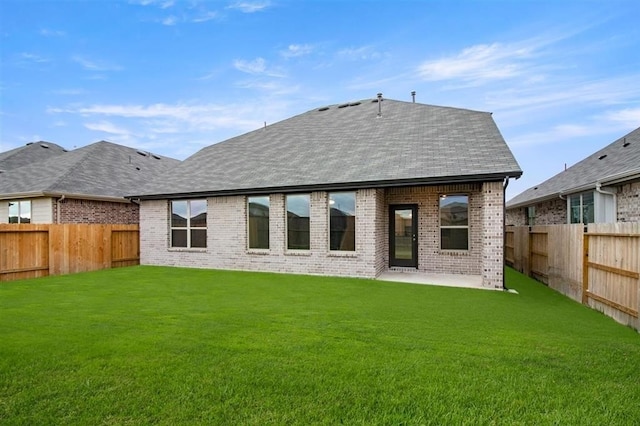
[{"x1": 582, "y1": 233, "x2": 589, "y2": 304}]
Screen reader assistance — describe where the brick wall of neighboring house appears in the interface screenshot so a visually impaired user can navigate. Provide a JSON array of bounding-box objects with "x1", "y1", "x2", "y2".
[
  {"x1": 56, "y1": 198, "x2": 139, "y2": 224},
  {"x1": 506, "y1": 197, "x2": 567, "y2": 226},
  {"x1": 617, "y1": 181, "x2": 640, "y2": 222},
  {"x1": 140, "y1": 183, "x2": 504, "y2": 288}
]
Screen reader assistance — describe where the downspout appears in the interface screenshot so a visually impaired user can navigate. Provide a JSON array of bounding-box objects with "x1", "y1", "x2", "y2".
[
  {"x1": 56, "y1": 195, "x2": 65, "y2": 223},
  {"x1": 503, "y1": 177, "x2": 510, "y2": 291},
  {"x1": 595, "y1": 182, "x2": 617, "y2": 222}
]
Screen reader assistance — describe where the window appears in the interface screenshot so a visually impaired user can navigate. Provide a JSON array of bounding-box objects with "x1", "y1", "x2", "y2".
[
  {"x1": 170, "y1": 200, "x2": 207, "y2": 248},
  {"x1": 329, "y1": 192, "x2": 355, "y2": 251},
  {"x1": 440, "y1": 195, "x2": 469, "y2": 250},
  {"x1": 286, "y1": 194, "x2": 310, "y2": 250},
  {"x1": 248, "y1": 196, "x2": 270, "y2": 249},
  {"x1": 526, "y1": 206, "x2": 536, "y2": 226},
  {"x1": 569, "y1": 192, "x2": 594, "y2": 224},
  {"x1": 8, "y1": 200, "x2": 31, "y2": 223}
]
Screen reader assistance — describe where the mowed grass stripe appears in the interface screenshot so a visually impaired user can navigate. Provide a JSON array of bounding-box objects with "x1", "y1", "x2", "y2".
[{"x1": 1, "y1": 266, "x2": 639, "y2": 425}]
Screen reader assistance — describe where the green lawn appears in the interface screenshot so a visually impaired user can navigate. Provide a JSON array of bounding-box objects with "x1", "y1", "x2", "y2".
[{"x1": 1, "y1": 267, "x2": 639, "y2": 425}]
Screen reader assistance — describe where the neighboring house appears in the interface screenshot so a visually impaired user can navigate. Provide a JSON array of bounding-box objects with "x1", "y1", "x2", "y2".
[
  {"x1": 0, "y1": 141, "x2": 180, "y2": 224},
  {"x1": 131, "y1": 97, "x2": 522, "y2": 288},
  {"x1": 506, "y1": 127, "x2": 640, "y2": 226}
]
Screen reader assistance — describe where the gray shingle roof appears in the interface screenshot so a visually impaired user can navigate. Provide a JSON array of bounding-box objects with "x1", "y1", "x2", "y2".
[
  {"x1": 507, "y1": 126, "x2": 640, "y2": 208},
  {"x1": 133, "y1": 98, "x2": 522, "y2": 199},
  {"x1": 0, "y1": 141, "x2": 180, "y2": 200},
  {"x1": 0, "y1": 141, "x2": 67, "y2": 171}
]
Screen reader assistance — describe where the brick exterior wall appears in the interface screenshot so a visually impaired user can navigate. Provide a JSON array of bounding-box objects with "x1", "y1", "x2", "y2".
[
  {"x1": 506, "y1": 197, "x2": 567, "y2": 226},
  {"x1": 56, "y1": 198, "x2": 139, "y2": 224},
  {"x1": 140, "y1": 183, "x2": 504, "y2": 288},
  {"x1": 617, "y1": 181, "x2": 640, "y2": 222}
]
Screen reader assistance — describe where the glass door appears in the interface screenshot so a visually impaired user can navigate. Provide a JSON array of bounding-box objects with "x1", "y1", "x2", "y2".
[{"x1": 389, "y1": 205, "x2": 418, "y2": 268}]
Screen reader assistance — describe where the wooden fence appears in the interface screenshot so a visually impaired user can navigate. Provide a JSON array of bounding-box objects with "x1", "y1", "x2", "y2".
[
  {"x1": 0, "y1": 224, "x2": 139, "y2": 282},
  {"x1": 506, "y1": 223, "x2": 640, "y2": 331}
]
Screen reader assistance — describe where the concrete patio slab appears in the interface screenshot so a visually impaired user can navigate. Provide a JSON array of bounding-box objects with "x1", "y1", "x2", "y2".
[{"x1": 377, "y1": 270, "x2": 502, "y2": 291}]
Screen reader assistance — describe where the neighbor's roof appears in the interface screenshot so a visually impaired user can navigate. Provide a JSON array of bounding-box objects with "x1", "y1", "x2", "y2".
[
  {"x1": 0, "y1": 141, "x2": 181, "y2": 201},
  {"x1": 507, "y1": 126, "x2": 640, "y2": 209},
  {"x1": 0, "y1": 141, "x2": 67, "y2": 171},
  {"x1": 132, "y1": 98, "x2": 522, "y2": 199}
]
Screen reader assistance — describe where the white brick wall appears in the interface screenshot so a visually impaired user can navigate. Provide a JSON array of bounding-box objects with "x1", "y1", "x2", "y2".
[{"x1": 140, "y1": 183, "x2": 505, "y2": 288}]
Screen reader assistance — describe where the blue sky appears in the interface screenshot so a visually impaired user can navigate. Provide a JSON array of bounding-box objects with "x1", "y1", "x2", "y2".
[{"x1": 1, "y1": 0, "x2": 639, "y2": 200}]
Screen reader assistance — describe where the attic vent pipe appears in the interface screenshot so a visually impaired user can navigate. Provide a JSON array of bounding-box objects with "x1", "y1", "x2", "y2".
[
  {"x1": 411, "y1": 91, "x2": 416, "y2": 103},
  {"x1": 377, "y1": 93, "x2": 383, "y2": 116}
]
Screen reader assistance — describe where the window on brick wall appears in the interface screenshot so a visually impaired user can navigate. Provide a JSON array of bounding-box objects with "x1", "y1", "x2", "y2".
[
  {"x1": 329, "y1": 192, "x2": 355, "y2": 251},
  {"x1": 8, "y1": 200, "x2": 31, "y2": 223},
  {"x1": 568, "y1": 192, "x2": 594, "y2": 224},
  {"x1": 526, "y1": 206, "x2": 536, "y2": 226},
  {"x1": 286, "y1": 194, "x2": 310, "y2": 250},
  {"x1": 170, "y1": 200, "x2": 207, "y2": 248},
  {"x1": 248, "y1": 196, "x2": 270, "y2": 249},
  {"x1": 439, "y1": 194, "x2": 468, "y2": 250}
]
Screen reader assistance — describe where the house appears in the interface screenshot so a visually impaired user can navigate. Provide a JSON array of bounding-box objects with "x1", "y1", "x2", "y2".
[
  {"x1": 0, "y1": 141, "x2": 180, "y2": 224},
  {"x1": 506, "y1": 127, "x2": 640, "y2": 226},
  {"x1": 130, "y1": 96, "x2": 522, "y2": 288}
]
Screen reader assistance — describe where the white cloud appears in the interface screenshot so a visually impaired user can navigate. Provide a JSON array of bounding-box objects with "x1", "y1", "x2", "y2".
[
  {"x1": 72, "y1": 55, "x2": 122, "y2": 72},
  {"x1": 192, "y1": 11, "x2": 218, "y2": 23},
  {"x1": 51, "y1": 88, "x2": 88, "y2": 96},
  {"x1": 162, "y1": 16, "x2": 177, "y2": 26},
  {"x1": 281, "y1": 44, "x2": 313, "y2": 58},
  {"x1": 20, "y1": 53, "x2": 49, "y2": 63},
  {"x1": 337, "y1": 45, "x2": 383, "y2": 61},
  {"x1": 228, "y1": 1, "x2": 271, "y2": 13},
  {"x1": 602, "y1": 107, "x2": 640, "y2": 128},
  {"x1": 418, "y1": 42, "x2": 533, "y2": 83},
  {"x1": 40, "y1": 28, "x2": 65, "y2": 37},
  {"x1": 84, "y1": 120, "x2": 132, "y2": 136},
  {"x1": 233, "y1": 57, "x2": 286, "y2": 77}
]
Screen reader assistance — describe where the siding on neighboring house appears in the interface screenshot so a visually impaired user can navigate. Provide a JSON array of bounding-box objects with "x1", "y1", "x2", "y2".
[
  {"x1": 617, "y1": 181, "x2": 640, "y2": 222},
  {"x1": 0, "y1": 197, "x2": 53, "y2": 224}
]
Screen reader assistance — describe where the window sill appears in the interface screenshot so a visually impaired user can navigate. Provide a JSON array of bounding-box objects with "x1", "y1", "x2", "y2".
[
  {"x1": 247, "y1": 249, "x2": 270, "y2": 255},
  {"x1": 168, "y1": 247, "x2": 207, "y2": 253},
  {"x1": 328, "y1": 251, "x2": 357, "y2": 258},
  {"x1": 439, "y1": 249, "x2": 470, "y2": 256},
  {"x1": 285, "y1": 250, "x2": 312, "y2": 256}
]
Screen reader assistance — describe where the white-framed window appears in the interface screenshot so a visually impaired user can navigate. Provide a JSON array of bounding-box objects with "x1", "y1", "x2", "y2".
[
  {"x1": 170, "y1": 200, "x2": 207, "y2": 248},
  {"x1": 568, "y1": 192, "x2": 594, "y2": 224},
  {"x1": 329, "y1": 192, "x2": 355, "y2": 251},
  {"x1": 8, "y1": 200, "x2": 31, "y2": 223},
  {"x1": 526, "y1": 206, "x2": 536, "y2": 226},
  {"x1": 439, "y1": 194, "x2": 469, "y2": 250},
  {"x1": 248, "y1": 196, "x2": 270, "y2": 249},
  {"x1": 286, "y1": 194, "x2": 310, "y2": 250}
]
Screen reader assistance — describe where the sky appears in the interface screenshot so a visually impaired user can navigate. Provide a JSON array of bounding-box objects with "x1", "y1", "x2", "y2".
[{"x1": 1, "y1": 0, "x2": 639, "y2": 200}]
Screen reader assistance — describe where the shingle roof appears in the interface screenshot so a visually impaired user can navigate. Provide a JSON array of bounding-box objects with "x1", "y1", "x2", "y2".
[
  {"x1": 133, "y1": 98, "x2": 522, "y2": 199},
  {"x1": 507, "y1": 126, "x2": 640, "y2": 209},
  {"x1": 0, "y1": 141, "x2": 67, "y2": 171},
  {"x1": 0, "y1": 141, "x2": 181, "y2": 200}
]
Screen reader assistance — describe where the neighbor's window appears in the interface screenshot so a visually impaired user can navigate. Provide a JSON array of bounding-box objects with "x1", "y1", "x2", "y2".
[
  {"x1": 569, "y1": 192, "x2": 594, "y2": 224},
  {"x1": 329, "y1": 192, "x2": 355, "y2": 251},
  {"x1": 526, "y1": 206, "x2": 536, "y2": 226},
  {"x1": 170, "y1": 200, "x2": 207, "y2": 248},
  {"x1": 287, "y1": 194, "x2": 310, "y2": 250},
  {"x1": 8, "y1": 200, "x2": 31, "y2": 223},
  {"x1": 440, "y1": 195, "x2": 469, "y2": 250},
  {"x1": 248, "y1": 196, "x2": 270, "y2": 249}
]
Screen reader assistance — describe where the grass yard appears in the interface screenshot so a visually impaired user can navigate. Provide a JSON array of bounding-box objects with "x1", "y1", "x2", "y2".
[{"x1": 1, "y1": 266, "x2": 639, "y2": 425}]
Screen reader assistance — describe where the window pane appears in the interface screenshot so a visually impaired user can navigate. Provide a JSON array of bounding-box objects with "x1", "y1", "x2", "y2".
[
  {"x1": 440, "y1": 195, "x2": 468, "y2": 226},
  {"x1": 287, "y1": 194, "x2": 310, "y2": 250},
  {"x1": 441, "y1": 228, "x2": 469, "y2": 250},
  {"x1": 248, "y1": 196, "x2": 270, "y2": 249},
  {"x1": 582, "y1": 192, "x2": 594, "y2": 224},
  {"x1": 171, "y1": 201, "x2": 188, "y2": 227},
  {"x1": 190, "y1": 229, "x2": 207, "y2": 248},
  {"x1": 19, "y1": 201, "x2": 31, "y2": 223},
  {"x1": 171, "y1": 229, "x2": 187, "y2": 247},
  {"x1": 190, "y1": 200, "x2": 207, "y2": 227},
  {"x1": 8, "y1": 202, "x2": 19, "y2": 223},
  {"x1": 569, "y1": 195, "x2": 581, "y2": 224},
  {"x1": 329, "y1": 192, "x2": 355, "y2": 251}
]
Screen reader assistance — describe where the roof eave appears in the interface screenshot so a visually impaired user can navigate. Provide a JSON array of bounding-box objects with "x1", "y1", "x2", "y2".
[
  {"x1": 0, "y1": 191, "x2": 132, "y2": 203},
  {"x1": 130, "y1": 171, "x2": 522, "y2": 200}
]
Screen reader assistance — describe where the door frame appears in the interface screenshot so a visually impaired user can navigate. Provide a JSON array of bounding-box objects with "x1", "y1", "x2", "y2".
[{"x1": 389, "y1": 204, "x2": 418, "y2": 268}]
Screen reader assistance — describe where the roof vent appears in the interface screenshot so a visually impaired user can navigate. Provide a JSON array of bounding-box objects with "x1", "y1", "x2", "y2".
[
  {"x1": 135, "y1": 167, "x2": 141, "y2": 171},
  {"x1": 411, "y1": 91, "x2": 416, "y2": 103},
  {"x1": 598, "y1": 154, "x2": 607, "y2": 160},
  {"x1": 338, "y1": 103, "x2": 349, "y2": 108},
  {"x1": 348, "y1": 102, "x2": 361, "y2": 107},
  {"x1": 318, "y1": 106, "x2": 330, "y2": 112},
  {"x1": 41, "y1": 143, "x2": 49, "y2": 149},
  {"x1": 137, "y1": 150, "x2": 148, "y2": 157},
  {"x1": 377, "y1": 93, "x2": 383, "y2": 116},
  {"x1": 623, "y1": 138, "x2": 630, "y2": 147},
  {"x1": 151, "y1": 154, "x2": 161, "y2": 160},
  {"x1": 26, "y1": 142, "x2": 34, "y2": 146}
]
